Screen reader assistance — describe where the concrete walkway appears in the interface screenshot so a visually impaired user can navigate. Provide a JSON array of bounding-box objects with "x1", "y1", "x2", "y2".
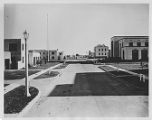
[
  {"x1": 4, "y1": 63, "x2": 62, "y2": 94},
  {"x1": 23, "y1": 64, "x2": 148, "y2": 117}
]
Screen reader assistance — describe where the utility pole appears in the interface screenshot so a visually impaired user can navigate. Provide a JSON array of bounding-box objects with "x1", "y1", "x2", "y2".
[{"x1": 47, "y1": 13, "x2": 49, "y2": 62}]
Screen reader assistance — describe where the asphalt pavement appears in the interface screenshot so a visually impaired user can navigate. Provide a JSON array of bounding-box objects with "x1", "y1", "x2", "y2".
[{"x1": 23, "y1": 64, "x2": 148, "y2": 117}]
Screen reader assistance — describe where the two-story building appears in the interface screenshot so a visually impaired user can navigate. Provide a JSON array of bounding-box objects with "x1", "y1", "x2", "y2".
[
  {"x1": 49, "y1": 50, "x2": 58, "y2": 61},
  {"x1": 4, "y1": 39, "x2": 25, "y2": 69},
  {"x1": 94, "y1": 44, "x2": 109, "y2": 59},
  {"x1": 111, "y1": 36, "x2": 148, "y2": 60}
]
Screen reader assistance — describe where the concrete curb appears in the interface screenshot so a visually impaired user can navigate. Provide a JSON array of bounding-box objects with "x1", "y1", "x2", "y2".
[
  {"x1": 4, "y1": 87, "x2": 41, "y2": 118},
  {"x1": 17, "y1": 88, "x2": 41, "y2": 117},
  {"x1": 4, "y1": 83, "x2": 21, "y2": 94}
]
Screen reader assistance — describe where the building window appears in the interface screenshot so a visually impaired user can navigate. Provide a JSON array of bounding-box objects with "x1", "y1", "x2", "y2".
[
  {"x1": 52, "y1": 56, "x2": 54, "y2": 59},
  {"x1": 129, "y1": 42, "x2": 133, "y2": 47},
  {"x1": 105, "y1": 48, "x2": 106, "y2": 51},
  {"x1": 99, "y1": 49, "x2": 100, "y2": 51},
  {"x1": 145, "y1": 42, "x2": 148, "y2": 47},
  {"x1": 99, "y1": 53, "x2": 100, "y2": 55},
  {"x1": 137, "y1": 42, "x2": 141, "y2": 47},
  {"x1": 52, "y1": 52, "x2": 54, "y2": 55},
  {"x1": 105, "y1": 53, "x2": 106, "y2": 55},
  {"x1": 60, "y1": 53, "x2": 62, "y2": 55},
  {"x1": 102, "y1": 49, "x2": 103, "y2": 51},
  {"x1": 102, "y1": 53, "x2": 103, "y2": 55},
  {"x1": 22, "y1": 57, "x2": 24, "y2": 63},
  {"x1": 9, "y1": 43, "x2": 17, "y2": 51},
  {"x1": 22, "y1": 44, "x2": 24, "y2": 51}
]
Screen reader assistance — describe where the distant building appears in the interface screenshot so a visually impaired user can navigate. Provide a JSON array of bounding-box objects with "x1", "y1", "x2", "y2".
[
  {"x1": 88, "y1": 50, "x2": 94, "y2": 58},
  {"x1": 94, "y1": 44, "x2": 109, "y2": 59},
  {"x1": 28, "y1": 50, "x2": 41, "y2": 66},
  {"x1": 108, "y1": 50, "x2": 111, "y2": 58},
  {"x1": 32, "y1": 49, "x2": 48, "y2": 62},
  {"x1": 66, "y1": 55, "x2": 76, "y2": 60},
  {"x1": 76, "y1": 55, "x2": 86, "y2": 60},
  {"x1": 111, "y1": 36, "x2": 148, "y2": 60},
  {"x1": 4, "y1": 39, "x2": 25, "y2": 69},
  {"x1": 58, "y1": 51, "x2": 64, "y2": 61},
  {"x1": 49, "y1": 50, "x2": 58, "y2": 61}
]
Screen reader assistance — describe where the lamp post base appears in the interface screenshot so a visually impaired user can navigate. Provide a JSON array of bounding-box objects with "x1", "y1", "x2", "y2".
[{"x1": 26, "y1": 92, "x2": 31, "y2": 97}]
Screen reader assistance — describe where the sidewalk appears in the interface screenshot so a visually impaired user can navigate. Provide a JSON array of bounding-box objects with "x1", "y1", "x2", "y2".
[{"x1": 4, "y1": 63, "x2": 62, "y2": 94}]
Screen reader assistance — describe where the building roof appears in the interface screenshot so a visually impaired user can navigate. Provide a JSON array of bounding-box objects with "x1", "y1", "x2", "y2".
[
  {"x1": 95, "y1": 44, "x2": 108, "y2": 47},
  {"x1": 111, "y1": 36, "x2": 148, "y2": 39}
]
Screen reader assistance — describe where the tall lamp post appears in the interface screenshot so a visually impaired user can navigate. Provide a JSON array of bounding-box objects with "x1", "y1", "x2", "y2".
[{"x1": 23, "y1": 30, "x2": 31, "y2": 97}]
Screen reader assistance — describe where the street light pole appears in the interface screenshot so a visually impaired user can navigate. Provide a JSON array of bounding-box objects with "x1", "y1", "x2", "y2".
[{"x1": 23, "y1": 30, "x2": 31, "y2": 97}]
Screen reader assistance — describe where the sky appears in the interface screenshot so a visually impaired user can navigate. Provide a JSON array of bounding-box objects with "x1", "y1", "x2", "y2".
[{"x1": 4, "y1": 4, "x2": 149, "y2": 55}]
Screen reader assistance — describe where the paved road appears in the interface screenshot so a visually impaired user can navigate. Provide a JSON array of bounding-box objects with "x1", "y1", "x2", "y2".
[{"x1": 24, "y1": 64, "x2": 148, "y2": 117}]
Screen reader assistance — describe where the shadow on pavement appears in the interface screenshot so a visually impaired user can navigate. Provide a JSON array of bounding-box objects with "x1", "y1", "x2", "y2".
[{"x1": 48, "y1": 72, "x2": 148, "y2": 97}]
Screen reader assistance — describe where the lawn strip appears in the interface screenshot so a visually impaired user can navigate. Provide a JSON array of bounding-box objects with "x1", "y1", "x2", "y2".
[
  {"x1": 4, "y1": 85, "x2": 38, "y2": 114},
  {"x1": 34, "y1": 71, "x2": 59, "y2": 79}
]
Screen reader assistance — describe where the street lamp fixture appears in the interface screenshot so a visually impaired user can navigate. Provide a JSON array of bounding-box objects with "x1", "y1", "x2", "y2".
[{"x1": 23, "y1": 30, "x2": 31, "y2": 97}]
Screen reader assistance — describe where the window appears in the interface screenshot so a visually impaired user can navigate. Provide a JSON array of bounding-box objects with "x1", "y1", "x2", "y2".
[
  {"x1": 9, "y1": 43, "x2": 17, "y2": 51},
  {"x1": 145, "y1": 42, "x2": 148, "y2": 47},
  {"x1": 105, "y1": 53, "x2": 106, "y2": 55},
  {"x1": 52, "y1": 52, "x2": 54, "y2": 55},
  {"x1": 137, "y1": 42, "x2": 141, "y2": 47},
  {"x1": 22, "y1": 57, "x2": 24, "y2": 63},
  {"x1": 102, "y1": 49, "x2": 103, "y2": 51},
  {"x1": 99, "y1": 53, "x2": 100, "y2": 55},
  {"x1": 102, "y1": 53, "x2": 103, "y2": 55},
  {"x1": 105, "y1": 48, "x2": 106, "y2": 51},
  {"x1": 129, "y1": 42, "x2": 133, "y2": 47},
  {"x1": 22, "y1": 44, "x2": 24, "y2": 51},
  {"x1": 99, "y1": 49, "x2": 100, "y2": 51},
  {"x1": 60, "y1": 53, "x2": 62, "y2": 55},
  {"x1": 52, "y1": 56, "x2": 54, "y2": 59}
]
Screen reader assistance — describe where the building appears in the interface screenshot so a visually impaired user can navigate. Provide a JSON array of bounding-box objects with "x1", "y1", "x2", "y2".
[
  {"x1": 4, "y1": 51, "x2": 11, "y2": 69},
  {"x1": 111, "y1": 36, "x2": 148, "y2": 60},
  {"x1": 28, "y1": 50, "x2": 41, "y2": 66},
  {"x1": 58, "y1": 51, "x2": 64, "y2": 61},
  {"x1": 49, "y1": 50, "x2": 58, "y2": 61},
  {"x1": 94, "y1": 44, "x2": 109, "y2": 59},
  {"x1": 88, "y1": 50, "x2": 94, "y2": 58},
  {"x1": 76, "y1": 55, "x2": 86, "y2": 60},
  {"x1": 4, "y1": 39, "x2": 25, "y2": 69},
  {"x1": 108, "y1": 50, "x2": 111, "y2": 58},
  {"x1": 32, "y1": 50, "x2": 48, "y2": 63}
]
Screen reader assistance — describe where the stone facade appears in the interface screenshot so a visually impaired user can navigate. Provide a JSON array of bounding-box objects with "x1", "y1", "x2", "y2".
[
  {"x1": 111, "y1": 36, "x2": 148, "y2": 60},
  {"x1": 94, "y1": 44, "x2": 109, "y2": 59}
]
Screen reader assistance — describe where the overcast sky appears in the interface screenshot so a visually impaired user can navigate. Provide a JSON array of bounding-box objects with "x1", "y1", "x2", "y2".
[{"x1": 4, "y1": 4, "x2": 149, "y2": 55}]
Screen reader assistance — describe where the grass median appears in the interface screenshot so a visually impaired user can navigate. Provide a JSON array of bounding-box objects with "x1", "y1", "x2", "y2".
[{"x1": 4, "y1": 85, "x2": 39, "y2": 114}]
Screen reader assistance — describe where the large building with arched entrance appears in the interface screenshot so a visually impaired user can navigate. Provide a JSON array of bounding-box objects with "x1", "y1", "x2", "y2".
[{"x1": 111, "y1": 36, "x2": 148, "y2": 61}]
